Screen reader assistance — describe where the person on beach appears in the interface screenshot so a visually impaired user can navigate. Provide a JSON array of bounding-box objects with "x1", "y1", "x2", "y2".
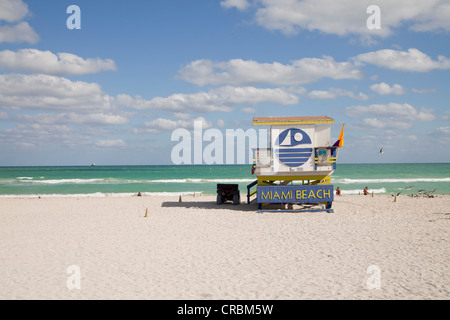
[
  {"x1": 336, "y1": 187, "x2": 342, "y2": 196},
  {"x1": 137, "y1": 192, "x2": 142, "y2": 197},
  {"x1": 363, "y1": 186, "x2": 369, "y2": 195}
]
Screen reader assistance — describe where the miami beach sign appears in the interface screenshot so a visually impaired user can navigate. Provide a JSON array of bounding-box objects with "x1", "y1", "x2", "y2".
[{"x1": 257, "y1": 185, "x2": 334, "y2": 204}]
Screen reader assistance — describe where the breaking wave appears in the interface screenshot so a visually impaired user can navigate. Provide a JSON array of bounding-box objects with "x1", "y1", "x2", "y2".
[
  {"x1": 340, "y1": 188, "x2": 387, "y2": 195},
  {"x1": 332, "y1": 178, "x2": 450, "y2": 184},
  {"x1": 9, "y1": 177, "x2": 254, "y2": 185},
  {"x1": 0, "y1": 191, "x2": 202, "y2": 198}
]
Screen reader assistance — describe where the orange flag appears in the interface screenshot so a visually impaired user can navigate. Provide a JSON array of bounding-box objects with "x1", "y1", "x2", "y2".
[{"x1": 333, "y1": 123, "x2": 345, "y2": 148}]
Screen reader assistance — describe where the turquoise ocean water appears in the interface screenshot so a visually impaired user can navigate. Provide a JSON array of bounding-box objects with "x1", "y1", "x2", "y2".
[{"x1": 0, "y1": 163, "x2": 449, "y2": 197}]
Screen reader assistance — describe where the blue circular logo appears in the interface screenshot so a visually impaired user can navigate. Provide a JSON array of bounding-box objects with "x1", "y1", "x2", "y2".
[{"x1": 275, "y1": 128, "x2": 312, "y2": 167}]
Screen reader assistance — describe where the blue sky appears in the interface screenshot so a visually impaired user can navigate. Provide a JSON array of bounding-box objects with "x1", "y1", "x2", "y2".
[{"x1": 0, "y1": 0, "x2": 449, "y2": 165}]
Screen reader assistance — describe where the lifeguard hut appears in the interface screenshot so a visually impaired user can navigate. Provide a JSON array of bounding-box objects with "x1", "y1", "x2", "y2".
[{"x1": 247, "y1": 116, "x2": 344, "y2": 212}]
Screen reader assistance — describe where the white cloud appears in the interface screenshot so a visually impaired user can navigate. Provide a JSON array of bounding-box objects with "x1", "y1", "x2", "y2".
[
  {"x1": 0, "y1": 1, "x2": 39, "y2": 44},
  {"x1": 0, "y1": 119, "x2": 129, "y2": 151},
  {"x1": 15, "y1": 113, "x2": 129, "y2": 126},
  {"x1": 140, "y1": 117, "x2": 213, "y2": 133},
  {"x1": 0, "y1": 74, "x2": 114, "y2": 111},
  {"x1": 117, "y1": 92, "x2": 234, "y2": 113},
  {"x1": 145, "y1": 118, "x2": 190, "y2": 131},
  {"x1": 0, "y1": 21, "x2": 39, "y2": 44},
  {"x1": 308, "y1": 88, "x2": 369, "y2": 100},
  {"x1": 370, "y1": 82, "x2": 405, "y2": 95},
  {"x1": 287, "y1": 86, "x2": 307, "y2": 95},
  {"x1": 355, "y1": 118, "x2": 413, "y2": 130},
  {"x1": 356, "y1": 48, "x2": 450, "y2": 72},
  {"x1": 436, "y1": 127, "x2": 450, "y2": 135},
  {"x1": 409, "y1": 1, "x2": 450, "y2": 32},
  {"x1": 307, "y1": 90, "x2": 335, "y2": 100},
  {"x1": 440, "y1": 111, "x2": 450, "y2": 121},
  {"x1": 177, "y1": 57, "x2": 362, "y2": 86},
  {"x1": 172, "y1": 112, "x2": 193, "y2": 120},
  {"x1": 0, "y1": 73, "x2": 133, "y2": 150},
  {"x1": 412, "y1": 88, "x2": 437, "y2": 94},
  {"x1": 0, "y1": 123, "x2": 85, "y2": 149},
  {"x1": 254, "y1": 0, "x2": 373, "y2": 36},
  {"x1": 429, "y1": 126, "x2": 450, "y2": 144},
  {"x1": 0, "y1": 0, "x2": 29, "y2": 23},
  {"x1": 246, "y1": 0, "x2": 450, "y2": 37},
  {"x1": 0, "y1": 49, "x2": 117, "y2": 75},
  {"x1": 95, "y1": 139, "x2": 126, "y2": 147},
  {"x1": 345, "y1": 102, "x2": 436, "y2": 130},
  {"x1": 117, "y1": 86, "x2": 299, "y2": 113},
  {"x1": 220, "y1": 0, "x2": 250, "y2": 10},
  {"x1": 211, "y1": 86, "x2": 299, "y2": 105},
  {"x1": 0, "y1": 73, "x2": 130, "y2": 151},
  {"x1": 0, "y1": 111, "x2": 7, "y2": 119},
  {"x1": 241, "y1": 107, "x2": 257, "y2": 114}
]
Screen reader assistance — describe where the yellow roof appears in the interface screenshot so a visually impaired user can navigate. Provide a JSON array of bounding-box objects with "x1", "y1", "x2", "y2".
[{"x1": 253, "y1": 116, "x2": 335, "y2": 126}]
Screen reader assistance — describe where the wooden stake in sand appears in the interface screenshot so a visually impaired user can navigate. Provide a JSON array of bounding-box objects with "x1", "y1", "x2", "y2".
[
  {"x1": 144, "y1": 208, "x2": 149, "y2": 218},
  {"x1": 179, "y1": 195, "x2": 182, "y2": 202},
  {"x1": 394, "y1": 195, "x2": 397, "y2": 202},
  {"x1": 372, "y1": 191, "x2": 374, "y2": 197}
]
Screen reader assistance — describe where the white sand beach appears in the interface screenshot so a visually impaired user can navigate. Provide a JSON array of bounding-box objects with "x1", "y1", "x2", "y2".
[{"x1": 0, "y1": 194, "x2": 449, "y2": 300}]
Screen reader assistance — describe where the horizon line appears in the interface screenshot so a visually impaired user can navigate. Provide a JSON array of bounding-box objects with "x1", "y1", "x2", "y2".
[{"x1": 0, "y1": 162, "x2": 449, "y2": 168}]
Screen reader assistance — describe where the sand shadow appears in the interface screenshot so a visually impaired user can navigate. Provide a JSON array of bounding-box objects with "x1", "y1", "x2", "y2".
[
  {"x1": 161, "y1": 200, "x2": 258, "y2": 212},
  {"x1": 433, "y1": 212, "x2": 450, "y2": 220},
  {"x1": 161, "y1": 200, "x2": 326, "y2": 213}
]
